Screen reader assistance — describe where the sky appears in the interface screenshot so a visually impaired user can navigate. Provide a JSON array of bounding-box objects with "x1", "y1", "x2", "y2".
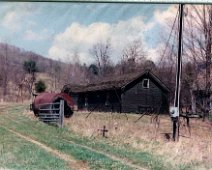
[{"x1": 0, "y1": 2, "x2": 178, "y2": 65}]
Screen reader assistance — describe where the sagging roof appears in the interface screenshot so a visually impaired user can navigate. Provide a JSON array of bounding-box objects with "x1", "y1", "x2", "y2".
[
  {"x1": 33, "y1": 92, "x2": 75, "y2": 108},
  {"x1": 62, "y1": 71, "x2": 170, "y2": 93}
]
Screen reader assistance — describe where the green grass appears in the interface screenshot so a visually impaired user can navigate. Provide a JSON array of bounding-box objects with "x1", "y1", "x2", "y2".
[
  {"x1": 0, "y1": 105, "x2": 132, "y2": 170},
  {"x1": 0, "y1": 127, "x2": 70, "y2": 170},
  {"x1": 1, "y1": 105, "x2": 165, "y2": 169},
  {"x1": 1, "y1": 104, "x2": 210, "y2": 170}
]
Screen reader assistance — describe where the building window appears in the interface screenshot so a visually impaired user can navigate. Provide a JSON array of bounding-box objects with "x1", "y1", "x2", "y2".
[{"x1": 142, "y1": 79, "x2": 149, "y2": 88}]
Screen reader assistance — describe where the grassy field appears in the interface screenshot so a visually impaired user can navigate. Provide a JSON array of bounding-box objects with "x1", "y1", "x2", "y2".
[{"x1": 0, "y1": 103, "x2": 212, "y2": 170}]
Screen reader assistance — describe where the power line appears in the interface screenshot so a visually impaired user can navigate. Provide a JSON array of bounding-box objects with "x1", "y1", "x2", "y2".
[{"x1": 158, "y1": 8, "x2": 179, "y2": 66}]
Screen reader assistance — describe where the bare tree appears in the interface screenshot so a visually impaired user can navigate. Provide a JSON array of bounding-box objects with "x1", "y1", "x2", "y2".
[
  {"x1": 154, "y1": 39, "x2": 178, "y2": 104},
  {"x1": 89, "y1": 39, "x2": 112, "y2": 77},
  {"x1": 121, "y1": 40, "x2": 146, "y2": 74},
  {"x1": 60, "y1": 52, "x2": 88, "y2": 85},
  {"x1": 52, "y1": 62, "x2": 61, "y2": 91},
  {"x1": 23, "y1": 59, "x2": 38, "y2": 97},
  {"x1": 181, "y1": 62, "x2": 196, "y2": 107},
  {"x1": 182, "y1": 5, "x2": 212, "y2": 113},
  {"x1": 158, "y1": 5, "x2": 212, "y2": 112},
  {"x1": 143, "y1": 60, "x2": 157, "y2": 71},
  {"x1": 0, "y1": 44, "x2": 10, "y2": 101},
  {"x1": 123, "y1": 40, "x2": 146, "y2": 62}
]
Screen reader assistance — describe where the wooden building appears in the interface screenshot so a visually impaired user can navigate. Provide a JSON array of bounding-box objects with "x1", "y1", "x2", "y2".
[
  {"x1": 62, "y1": 71, "x2": 170, "y2": 114},
  {"x1": 191, "y1": 89, "x2": 212, "y2": 114},
  {"x1": 190, "y1": 75, "x2": 212, "y2": 114}
]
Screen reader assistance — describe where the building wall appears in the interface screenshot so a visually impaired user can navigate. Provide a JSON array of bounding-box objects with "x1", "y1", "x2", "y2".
[
  {"x1": 67, "y1": 76, "x2": 169, "y2": 114},
  {"x1": 76, "y1": 90, "x2": 121, "y2": 112},
  {"x1": 121, "y1": 78, "x2": 169, "y2": 113},
  {"x1": 192, "y1": 90, "x2": 212, "y2": 113}
]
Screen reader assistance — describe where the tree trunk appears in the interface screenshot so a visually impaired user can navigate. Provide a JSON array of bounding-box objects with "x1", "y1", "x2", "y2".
[
  {"x1": 191, "y1": 90, "x2": 196, "y2": 113},
  {"x1": 3, "y1": 44, "x2": 9, "y2": 101},
  {"x1": 204, "y1": 6, "x2": 212, "y2": 112}
]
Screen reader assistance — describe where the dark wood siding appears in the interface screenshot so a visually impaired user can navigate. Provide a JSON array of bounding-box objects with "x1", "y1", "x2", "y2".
[
  {"x1": 77, "y1": 93, "x2": 86, "y2": 110},
  {"x1": 65, "y1": 72, "x2": 170, "y2": 114},
  {"x1": 121, "y1": 78, "x2": 169, "y2": 113},
  {"x1": 69, "y1": 93, "x2": 78, "y2": 106},
  {"x1": 75, "y1": 90, "x2": 121, "y2": 112}
]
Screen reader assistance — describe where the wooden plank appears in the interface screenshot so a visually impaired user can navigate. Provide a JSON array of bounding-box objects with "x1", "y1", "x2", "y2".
[
  {"x1": 39, "y1": 116, "x2": 60, "y2": 119},
  {"x1": 38, "y1": 113, "x2": 60, "y2": 116},
  {"x1": 38, "y1": 102, "x2": 60, "y2": 106},
  {"x1": 39, "y1": 116, "x2": 59, "y2": 118},
  {"x1": 39, "y1": 108, "x2": 60, "y2": 111},
  {"x1": 39, "y1": 119, "x2": 59, "y2": 122},
  {"x1": 37, "y1": 100, "x2": 64, "y2": 128},
  {"x1": 59, "y1": 100, "x2": 64, "y2": 128}
]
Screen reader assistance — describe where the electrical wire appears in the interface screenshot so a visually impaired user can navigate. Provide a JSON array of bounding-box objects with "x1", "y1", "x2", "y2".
[{"x1": 158, "y1": 7, "x2": 179, "y2": 66}]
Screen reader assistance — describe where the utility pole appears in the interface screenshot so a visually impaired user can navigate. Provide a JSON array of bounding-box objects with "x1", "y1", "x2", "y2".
[{"x1": 171, "y1": 4, "x2": 184, "y2": 141}]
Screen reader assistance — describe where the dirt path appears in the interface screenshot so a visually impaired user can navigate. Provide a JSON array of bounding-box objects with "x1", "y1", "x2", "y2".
[
  {"x1": 10, "y1": 126, "x2": 145, "y2": 170},
  {"x1": 0, "y1": 107, "x2": 146, "y2": 170},
  {"x1": 62, "y1": 138, "x2": 146, "y2": 170},
  {"x1": 3, "y1": 127, "x2": 89, "y2": 170},
  {"x1": 1, "y1": 118, "x2": 146, "y2": 170}
]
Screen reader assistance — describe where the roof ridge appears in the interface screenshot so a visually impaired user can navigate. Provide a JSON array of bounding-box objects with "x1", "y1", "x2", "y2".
[{"x1": 62, "y1": 71, "x2": 170, "y2": 93}]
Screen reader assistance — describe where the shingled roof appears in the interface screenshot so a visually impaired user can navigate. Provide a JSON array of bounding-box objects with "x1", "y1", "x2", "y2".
[{"x1": 62, "y1": 71, "x2": 170, "y2": 93}]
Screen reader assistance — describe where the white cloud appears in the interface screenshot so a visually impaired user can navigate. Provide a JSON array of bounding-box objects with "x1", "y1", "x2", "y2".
[
  {"x1": 148, "y1": 4, "x2": 208, "y2": 64},
  {"x1": 154, "y1": 5, "x2": 178, "y2": 26},
  {"x1": 147, "y1": 43, "x2": 165, "y2": 62},
  {"x1": 24, "y1": 29, "x2": 54, "y2": 41},
  {"x1": 48, "y1": 5, "x2": 181, "y2": 65},
  {"x1": 2, "y1": 11, "x2": 22, "y2": 31},
  {"x1": 142, "y1": 5, "x2": 178, "y2": 63},
  {"x1": 1, "y1": 3, "x2": 38, "y2": 32},
  {"x1": 48, "y1": 16, "x2": 149, "y2": 64},
  {"x1": 24, "y1": 30, "x2": 42, "y2": 40}
]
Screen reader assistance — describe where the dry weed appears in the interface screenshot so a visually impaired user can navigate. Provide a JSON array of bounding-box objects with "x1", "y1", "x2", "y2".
[{"x1": 65, "y1": 111, "x2": 212, "y2": 166}]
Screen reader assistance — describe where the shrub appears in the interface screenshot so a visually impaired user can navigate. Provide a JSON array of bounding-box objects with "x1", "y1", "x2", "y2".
[{"x1": 35, "y1": 80, "x2": 47, "y2": 93}]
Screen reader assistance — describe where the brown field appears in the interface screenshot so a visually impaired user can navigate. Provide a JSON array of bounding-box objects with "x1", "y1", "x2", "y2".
[{"x1": 65, "y1": 111, "x2": 212, "y2": 168}]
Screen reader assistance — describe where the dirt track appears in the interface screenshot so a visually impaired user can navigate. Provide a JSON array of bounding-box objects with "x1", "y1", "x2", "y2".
[
  {"x1": 0, "y1": 109, "x2": 146, "y2": 170},
  {"x1": 3, "y1": 126, "x2": 145, "y2": 170},
  {"x1": 1, "y1": 126, "x2": 89, "y2": 170}
]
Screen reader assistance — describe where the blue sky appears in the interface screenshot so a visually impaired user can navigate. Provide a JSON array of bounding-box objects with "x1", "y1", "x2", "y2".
[{"x1": 0, "y1": 2, "x2": 177, "y2": 64}]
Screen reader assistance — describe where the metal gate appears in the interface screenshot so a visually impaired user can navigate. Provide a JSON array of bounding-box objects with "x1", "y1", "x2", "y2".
[{"x1": 38, "y1": 100, "x2": 64, "y2": 128}]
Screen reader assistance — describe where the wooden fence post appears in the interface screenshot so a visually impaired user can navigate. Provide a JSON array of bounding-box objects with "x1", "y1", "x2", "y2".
[{"x1": 59, "y1": 100, "x2": 64, "y2": 128}]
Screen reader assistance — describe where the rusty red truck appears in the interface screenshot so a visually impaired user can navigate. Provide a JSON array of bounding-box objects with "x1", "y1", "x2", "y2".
[{"x1": 31, "y1": 92, "x2": 74, "y2": 118}]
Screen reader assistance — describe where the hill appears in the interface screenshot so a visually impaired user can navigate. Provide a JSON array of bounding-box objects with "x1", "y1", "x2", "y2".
[
  {"x1": 0, "y1": 43, "x2": 90, "y2": 102},
  {"x1": 0, "y1": 43, "x2": 63, "y2": 73},
  {"x1": 0, "y1": 43, "x2": 68, "y2": 101}
]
